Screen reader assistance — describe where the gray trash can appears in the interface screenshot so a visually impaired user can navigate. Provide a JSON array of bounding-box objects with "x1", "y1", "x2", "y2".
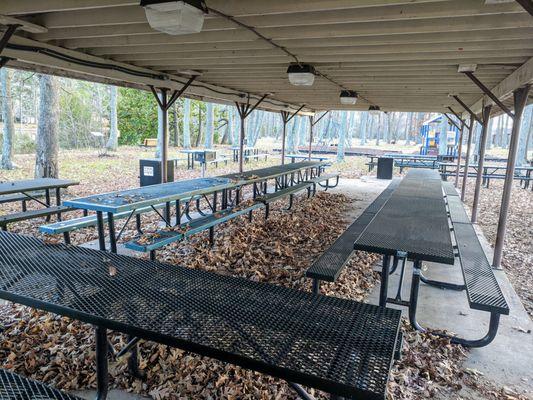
[{"x1": 377, "y1": 157, "x2": 393, "y2": 180}]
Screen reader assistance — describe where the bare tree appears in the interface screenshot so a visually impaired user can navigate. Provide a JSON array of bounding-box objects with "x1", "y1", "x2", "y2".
[
  {"x1": 35, "y1": 74, "x2": 59, "y2": 178},
  {"x1": 1, "y1": 68, "x2": 15, "y2": 169},
  {"x1": 106, "y1": 85, "x2": 119, "y2": 151}
]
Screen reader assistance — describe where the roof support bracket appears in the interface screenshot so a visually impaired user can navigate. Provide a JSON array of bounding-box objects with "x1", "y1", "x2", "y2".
[
  {"x1": 452, "y1": 95, "x2": 483, "y2": 125},
  {"x1": 447, "y1": 106, "x2": 467, "y2": 127},
  {"x1": 0, "y1": 24, "x2": 20, "y2": 54},
  {"x1": 515, "y1": 0, "x2": 533, "y2": 17},
  {"x1": 311, "y1": 111, "x2": 330, "y2": 127},
  {"x1": 463, "y1": 71, "x2": 514, "y2": 119},
  {"x1": 149, "y1": 75, "x2": 196, "y2": 112},
  {"x1": 280, "y1": 104, "x2": 305, "y2": 165},
  {"x1": 443, "y1": 113, "x2": 461, "y2": 131}
]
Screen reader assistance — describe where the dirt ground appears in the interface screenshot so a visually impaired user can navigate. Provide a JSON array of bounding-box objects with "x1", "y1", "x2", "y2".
[{"x1": 0, "y1": 147, "x2": 531, "y2": 399}]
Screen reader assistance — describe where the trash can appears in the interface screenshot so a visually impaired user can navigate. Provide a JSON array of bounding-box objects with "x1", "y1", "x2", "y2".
[
  {"x1": 377, "y1": 157, "x2": 393, "y2": 180},
  {"x1": 140, "y1": 159, "x2": 174, "y2": 186}
]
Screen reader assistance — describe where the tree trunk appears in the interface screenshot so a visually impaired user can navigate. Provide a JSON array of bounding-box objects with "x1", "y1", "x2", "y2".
[
  {"x1": 1, "y1": 68, "x2": 15, "y2": 170},
  {"x1": 516, "y1": 105, "x2": 532, "y2": 166},
  {"x1": 106, "y1": 85, "x2": 119, "y2": 151},
  {"x1": 337, "y1": 111, "x2": 347, "y2": 162},
  {"x1": 172, "y1": 101, "x2": 179, "y2": 147},
  {"x1": 183, "y1": 98, "x2": 191, "y2": 148},
  {"x1": 194, "y1": 103, "x2": 202, "y2": 147},
  {"x1": 360, "y1": 112, "x2": 368, "y2": 145},
  {"x1": 35, "y1": 74, "x2": 59, "y2": 178},
  {"x1": 405, "y1": 113, "x2": 412, "y2": 146},
  {"x1": 204, "y1": 102, "x2": 214, "y2": 148}
]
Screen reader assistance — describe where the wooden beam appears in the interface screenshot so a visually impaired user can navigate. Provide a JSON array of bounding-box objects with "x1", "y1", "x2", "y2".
[
  {"x1": 85, "y1": 28, "x2": 533, "y2": 55},
  {"x1": 468, "y1": 56, "x2": 533, "y2": 114},
  {"x1": 0, "y1": 14, "x2": 47, "y2": 33},
  {"x1": 59, "y1": 14, "x2": 533, "y2": 48}
]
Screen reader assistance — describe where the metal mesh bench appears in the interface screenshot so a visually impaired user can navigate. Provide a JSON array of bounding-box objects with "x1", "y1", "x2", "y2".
[
  {"x1": 0, "y1": 232, "x2": 402, "y2": 400},
  {"x1": 39, "y1": 203, "x2": 167, "y2": 243},
  {"x1": 433, "y1": 195, "x2": 510, "y2": 347},
  {"x1": 0, "y1": 206, "x2": 75, "y2": 231},
  {"x1": 0, "y1": 369, "x2": 82, "y2": 400},
  {"x1": 442, "y1": 181, "x2": 459, "y2": 197},
  {"x1": 306, "y1": 180, "x2": 399, "y2": 293},
  {"x1": 125, "y1": 202, "x2": 265, "y2": 258}
]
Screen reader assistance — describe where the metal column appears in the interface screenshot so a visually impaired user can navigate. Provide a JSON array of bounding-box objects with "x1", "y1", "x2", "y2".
[
  {"x1": 455, "y1": 124, "x2": 464, "y2": 187},
  {"x1": 493, "y1": 85, "x2": 530, "y2": 268},
  {"x1": 461, "y1": 116, "x2": 475, "y2": 201},
  {"x1": 159, "y1": 88, "x2": 169, "y2": 184},
  {"x1": 308, "y1": 115, "x2": 314, "y2": 161},
  {"x1": 280, "y1": 105, "x2": 304, "y2": 165},
  {"x1": 471, "y1": 104, "x2": 492, "y2": 223}
]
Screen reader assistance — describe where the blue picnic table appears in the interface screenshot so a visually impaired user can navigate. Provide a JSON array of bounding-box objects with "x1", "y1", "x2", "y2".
[
  {"x1": 285, "y1": 154, "x2": 329, "y2": 163},
  {"x1": 64, "y1": 162, "x2": 327, "y2": 254}
]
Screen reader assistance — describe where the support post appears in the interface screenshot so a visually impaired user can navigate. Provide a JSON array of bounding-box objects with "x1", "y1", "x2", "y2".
[
  {"x1": 235, "y1": 93, "x2": 268, "y2": 173},
  {"x1": 149, "y1": 76, "x2": 196, "y2": 183},
  {"x1": 455, "y1": 123, "x2": 464, "y2": 187},
  {"x1": 308, "y1": 115, "x2": 314, "y2": 160},
  {"x1": 461, "y1": 116, "x2": 475, "y2": 201},
  {"x1": 280, "y1": 105, "x2": 304, "y2": 165},
  {"x1": 493, "y1": 85, "x2": 530, "y2": 268},
  {"x1": 471, "y1": 104, "x2": 492, "y2": 223}
]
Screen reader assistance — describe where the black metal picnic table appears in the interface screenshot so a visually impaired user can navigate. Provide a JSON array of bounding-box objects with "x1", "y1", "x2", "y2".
[
  {"x1": 354, "y1": 169, "x2": 455, "y2": 326},
  {"x1": 0, "y1": 178, "x2": 78, "y2": 205},
  {"x1": 0, "y1": 231, "x2": 401, "y2": 400},
  {"x1": 0, "y1": 178, "x2": 79, "y2": 228}
]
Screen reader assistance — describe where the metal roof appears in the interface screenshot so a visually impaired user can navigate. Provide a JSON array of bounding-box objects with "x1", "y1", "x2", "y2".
[{"x1": 1, "y1": 0, "x2": 532, "y2": 115}]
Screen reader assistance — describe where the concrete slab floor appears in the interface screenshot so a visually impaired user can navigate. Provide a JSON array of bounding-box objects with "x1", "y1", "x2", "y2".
[{"x1": 331, "y1": 178, "x2": 533, "y2": 396}]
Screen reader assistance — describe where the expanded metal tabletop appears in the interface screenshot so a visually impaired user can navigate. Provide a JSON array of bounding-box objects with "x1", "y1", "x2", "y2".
[
  {"x1": 221, "y1": 161, "x2": 325, "y2": 184},
  {"x1": 0, "y1": 369, "x2": 82, "y2": 400},
  {"x1": 354, "y1": 170, "x2": 454, "y2": 264},
  {"x1": 64, "y1": 177, "x2": 233, "y2": 213},
  {"x1": 0, "y1": 232, "x2": 401, "y2": 400},
  {"x1": 0, "y1": 178, "x2": 79, "y2": 196}
]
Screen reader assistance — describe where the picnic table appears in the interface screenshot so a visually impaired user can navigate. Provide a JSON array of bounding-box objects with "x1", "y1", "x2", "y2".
[
  {"x1": 0, "y1": 231, "x2": 401, "y2": 400},
  {"x1": 353, "y1": 168, "x2": 508, "y2": 347},
  {"x1": 230, "y1": 145, "x2": 257, "y2": 162},
  {"x1": 179, "y1": 148, "x2": 217, "y2": 169},
  {"x1": 285, "y1": 153, "x2": 329, "y2": 163},
  {"x1": 0, "y1": 178, "x2": 79, "y2": 230},
  {"x1": 367, "y1": 154, "x2": 439, "y2": 173},
  {"x1": 439, "y1": 162, "x2": 533, "y2": 188},
  {"x1": 64, "y1": 177, "x2": 233, "y2": 252}
]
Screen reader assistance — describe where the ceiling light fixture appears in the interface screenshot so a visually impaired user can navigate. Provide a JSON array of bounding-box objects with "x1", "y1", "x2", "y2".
[
  {"x1": 287, "y1": 64, "x2": 316, "y2": 86},
  {"x1": 339, "y1": 90, "x2": 358, "y2": 105},
  {"x1": 141, "y1": 0, "x2": 206, "y2": 35}
]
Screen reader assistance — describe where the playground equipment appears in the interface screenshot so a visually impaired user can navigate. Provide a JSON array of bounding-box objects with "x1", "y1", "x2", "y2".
[{"x1": 420, "y1": 115, "x2": 459, "y2": 156}]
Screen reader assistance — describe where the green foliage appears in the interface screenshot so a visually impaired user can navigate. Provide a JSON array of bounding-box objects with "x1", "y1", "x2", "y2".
[
  {"x1": 117, "y1": 87, "x2": 157, "y2": 145},
  {"x1": 14, "y1": 133, "x2": 36, "y2": 154}
]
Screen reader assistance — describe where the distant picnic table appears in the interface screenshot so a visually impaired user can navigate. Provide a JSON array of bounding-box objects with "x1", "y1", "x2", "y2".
[{"x1": 0, "y1": 178, "x2": 79, "y2": 231}]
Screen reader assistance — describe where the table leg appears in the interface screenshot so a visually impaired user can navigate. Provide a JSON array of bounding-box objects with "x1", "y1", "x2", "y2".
[
  {"x1": 107, "y1": 212, "x2": 117, "y2": 253},
  {"x1": 96, "y1": 211, "x2": 106, "y2": 251},
  {"x1": 45, "y1": 189, "x2": 51, "y2": 222},
  {"x1": 55, "y1": 187, "x2": 62, "y2": 221},
  {"x1": 175, "y1": 199, "x2": 181, "y2": 226},
  {"x1": 379, "y1": 255, "x2": 390, "y2": 307},
  {"x1": 95, "y1": 326, "x2": 109, "y2": 400},
  {"x1": 408, "y1": 260, "x2": 425, "y2": 332}
]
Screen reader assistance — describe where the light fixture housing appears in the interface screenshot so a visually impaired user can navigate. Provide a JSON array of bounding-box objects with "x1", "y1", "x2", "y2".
[
  {"x1": 287, "y1": 64, "x2": 316, "y2": 86},
  {"x1": 339, "y1": 90, "x2": 358, "y2": 105},
  {"x1": 368, "y1": 105, "x2": 381, "y2": 111},
  {"x1": 457, "y1": 64, "x2": 477, "y2": 73},
  {"x1": 141, "y1": 0, "x2": 205, "y2": 35}
]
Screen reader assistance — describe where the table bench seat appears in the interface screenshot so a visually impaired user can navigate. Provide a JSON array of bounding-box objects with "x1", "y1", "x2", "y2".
[
  {"x1": 125, "y1": 202, "x2": 265, "y2": 253},
  {"x1": 0, "y1": 231, "x2": 402, "y2": 400},
  {"x1": 256, "y1": 182, "x2": 312, "y2": 204},
  {"x1": 306, "y1": 179, "x2": 399, "y2": 291},
  {"x1": 453, "y1": 222, "x2": 509, "y2": 315},
  {"x1": 442, "y1": 181, "x2": 459, "y2": 197},
  {"x1": 0, "y1": 191, "x2": 45, "y2": 205},
  {"x1": 39, "y1": 203, "x2": 167, "y2": 235},
  {"x1": 0, "y1": 369, "x2": 82, "y2": 400},
  {"x1": 0, "y1": 206, "x2": 75, "y2": 229}
]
